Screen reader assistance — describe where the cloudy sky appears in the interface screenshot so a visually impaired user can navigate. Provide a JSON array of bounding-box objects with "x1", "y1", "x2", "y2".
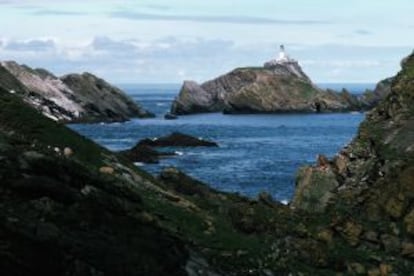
[{"x1": 0, "y1": 0, "x2": 413, "y2": 84}]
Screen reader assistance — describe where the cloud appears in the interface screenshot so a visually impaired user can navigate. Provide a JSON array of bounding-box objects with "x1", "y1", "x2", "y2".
[
  {"x1": 144, "y1": 4, "x2": 171, "y2": 11},
  {"x1": 31, "y1": 9, "x2": 88, "y2": 16},
  {"x1": 0, "y1": 36, "x2": 411, "y2": 83},
  {"x1": 91, "y1": 36, "x2": 138, "y2": 53},
  {"x1": 4, "y1": 39, "x2": 56, "y2": 52},
  {"x1": 354, "y1": 29, "x2": 372, "y2": 35},
  {"x1": 109, "y1": 11, "x2": 331, "y2": 25}
]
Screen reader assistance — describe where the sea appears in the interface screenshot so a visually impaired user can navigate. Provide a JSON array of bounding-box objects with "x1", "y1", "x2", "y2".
[{"x1": 69, "y1": 83, "x2": 375, "y2": 203}]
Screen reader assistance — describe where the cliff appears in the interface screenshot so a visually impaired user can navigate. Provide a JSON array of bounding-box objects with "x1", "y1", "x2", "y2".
[
  {"x1": 0, "y1": 61, "x2": 153, "y2": 122},
  {"x1": 1, "y1": 52, "x2": 414, "y2": 275},
  {"x1": 291, "y1": 51, "x2": 414, "y2": 271},
  {"x1": 171, "y1": 61, "x2": 370, "y2": 115},
  {"x1": 292, "y1": 53, "x2": 413, "y2": 214}
]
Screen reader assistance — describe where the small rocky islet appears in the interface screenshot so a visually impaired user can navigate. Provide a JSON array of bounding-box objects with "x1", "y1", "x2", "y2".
[
  {"x1": 119, "y1": 132, "x2": 218, "y2": 164},
  {"x1": 0, "y1": 50, "x2": 413, "y2": 275},
  {"x1": 171, "y1": 46, "x2": 391, "y2": 116}
]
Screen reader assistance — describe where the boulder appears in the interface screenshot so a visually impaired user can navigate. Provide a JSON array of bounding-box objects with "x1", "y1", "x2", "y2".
[{"x1": 291, "y1": 166, "x2": 339, "y2": 212}]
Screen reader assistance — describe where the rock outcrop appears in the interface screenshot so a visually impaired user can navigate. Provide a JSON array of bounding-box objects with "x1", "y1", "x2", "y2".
[
  {"x1": 61, "y1": 72, "x2": 153, "y2": 122},
  {"x1": 171, "y1": 61, "x2": 370, "y2": 115},
  {"x1": 137, "y1": 132, "x2": 218, "y2": 147},
  {"x1": 359, "y1": 77, "x2": 393, "y2": 109},
  {"x1": 119, "y1": 144, "x2": 175, "y2": 164},
  {"x1": 0, "y1": 61, "x2": 153, "y2": 122},
  {"x1": 292, "y1": 52, "x2": 414, "y2": 214},
  {"x1": 2, "y1": 51, "x2": 414, "y2": 275}
]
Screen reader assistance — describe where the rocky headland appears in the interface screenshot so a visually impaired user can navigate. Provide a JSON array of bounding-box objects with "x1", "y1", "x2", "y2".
[
  {"x1": 171, "y1": 49, "x2": 389, "y2": 115},
  {"x1": 0, "y1": 61, "x2": 153, "y2": 123},
  {"x1": 0, "y1": 51, "x2": 413, "y2": 275}
]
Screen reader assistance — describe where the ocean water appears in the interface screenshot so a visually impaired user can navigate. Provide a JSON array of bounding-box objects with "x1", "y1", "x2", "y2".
[{"x1": 69, "y1": 83, "x2": 371, "y2": 202}]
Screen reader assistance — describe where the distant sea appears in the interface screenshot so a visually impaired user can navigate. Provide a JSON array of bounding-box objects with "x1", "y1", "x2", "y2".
[{"x1": 70, "y1": 83, "x2": 373, "y2": 202}]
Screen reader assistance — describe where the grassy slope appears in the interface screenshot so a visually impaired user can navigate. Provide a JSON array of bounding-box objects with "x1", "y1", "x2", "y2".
[{"x1": 1, "y1": 51, "x2": 414, "y2": 275}]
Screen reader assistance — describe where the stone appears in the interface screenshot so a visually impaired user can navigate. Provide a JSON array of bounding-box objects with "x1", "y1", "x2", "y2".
[
  {"x1": 317, "y1": 154, "x2": 330, "y2": 167},
  {"x1": 333, "y1": 154, "x2": 348, "y2": 175},
  {"x1": 379, "y1": 263, "x2": 392, "y2": 275},
  {"x1": 291, "y1": 166, "x2": 339, "y2": 212},
  {"x1": 317, "y1": 229, "x2": 333, "y2": 244},
  {"x1": 339, "y1": 221, "x2": 363, "y2": 247},
  {"x1": 384, "y1": 195, "x2": 405, "y2": 219},
  {"x1": 258, "y1": 191, "x2": 276, "y2": 207},
  {"x1": 347, "y1": 262, "x2": 366, "y2": 275},
  {"x1": 363, "y1": 231, "x2": 379, "y2": 243},
  {"x1": 380, "y1": 234, "x2": 400, "y2": 254},
  {"x1": 99, "y1": 166, "x2": 114, "y2": 174},
  {"x1": 401, "y1": 242, "x2": 414, "y2": 258},
  {"x1": 367, "y1": 268, "x2": 381, "y2": 276},
  {"x1": 63, "y1": 147, "x2": 73, "y2": 157},
  {"x1": 403, "y1": 209, "x2": 414, "y2": 235}
]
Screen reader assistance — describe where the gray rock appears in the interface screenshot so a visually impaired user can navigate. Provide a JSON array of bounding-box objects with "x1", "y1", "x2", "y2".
[
  {"x1": 171, "y1": 61, "x2": 370, "y2": 115},
  {"x1": 0, "y1": 61, "x2": 153, "y2": 122}
]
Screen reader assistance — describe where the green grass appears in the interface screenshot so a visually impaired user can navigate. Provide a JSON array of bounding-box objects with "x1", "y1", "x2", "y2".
[{"x1": 0, "y1": 88, "x2": 106, "y2": 167}]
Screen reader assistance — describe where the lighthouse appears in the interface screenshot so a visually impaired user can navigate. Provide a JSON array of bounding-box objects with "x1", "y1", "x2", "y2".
[
  {"x1": 263, "y1": 44, "x2": 298, "y2": 68},
  {"x1": 276, "y1": 44, "x2": 291, "y2": 63}
]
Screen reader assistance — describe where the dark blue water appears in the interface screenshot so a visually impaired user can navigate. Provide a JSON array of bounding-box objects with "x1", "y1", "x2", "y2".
[{"x1": 70, "y1": 83, "x2": 370, "y2": 202}]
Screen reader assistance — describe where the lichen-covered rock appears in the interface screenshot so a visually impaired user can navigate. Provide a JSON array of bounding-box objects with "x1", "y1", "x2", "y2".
[
  {"x1": 291, "y1": 166, "x2": 339, "y2": 212},
  {"x1": 61, "y1": 72, "x2": 153, "y2": 121},
  {"x1": 171, "y1": 61, "x2": 380, "y2": 115},
  {"x1": 404, "y1": 209, "x2": 414, "y2": 235},
  {"x1": 293, "y1": 51, "x2": 414, "y2": 216}
]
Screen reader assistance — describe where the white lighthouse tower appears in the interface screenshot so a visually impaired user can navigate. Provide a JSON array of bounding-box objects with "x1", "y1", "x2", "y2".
[
  {"x1": 264, "y1": 44, "x2": 296, "y2": 68},
  {"x1": 276, "y1": 44, "x2": 291, "y2": 63}
]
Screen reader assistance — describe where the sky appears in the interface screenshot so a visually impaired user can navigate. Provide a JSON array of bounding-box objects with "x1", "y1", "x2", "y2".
[{"x1": 0, "y1": 0, "x2": 413, "y2": 84}]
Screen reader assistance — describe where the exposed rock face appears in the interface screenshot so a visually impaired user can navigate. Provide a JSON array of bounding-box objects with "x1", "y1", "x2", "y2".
[
  {"x1": 359, "y1": 77, "x2": 393, "y2": 109},
  {"x1": 61, "y1": 73, "x2": 153, "y2": 122},
  {"x1": 171, "y1": 62, "x2": 368, "y2": 115},
  {"x1": 292, "y1": 52, "x2": 414, "y2": 218},
  {"x1": 0, "y1": 89, "x2": 188, "y2": 275},
  {"x1": 2, "y1": 53, "x2": 414, "y2": 273},
  {"x1": 0, "y1": 61, "x2": 152, "y2": 122}
]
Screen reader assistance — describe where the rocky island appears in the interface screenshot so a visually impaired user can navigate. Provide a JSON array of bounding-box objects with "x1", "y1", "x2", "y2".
[
  {"x1": 0, "y1": 51, "x2": 412, "y2": 275},
  {"x1": 171, "y1": 46, "x2": 388, "y2": 115},
  {"x1": 0, "y1": 61, "x2": 153, "y2": 123}
]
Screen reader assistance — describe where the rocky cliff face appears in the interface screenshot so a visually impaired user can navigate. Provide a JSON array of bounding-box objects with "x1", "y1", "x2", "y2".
[
  {"x1": 61, "y1": 72, "x2": 153, "y2": 122},
  {"x1": 2, "y1": 53, "x2": 414, "y2": 275},
  {"x1": 358, "y1": 77, "x2": 393, "y2": 109},
  {"x1": 292, "y1": 53, "x2": 413, "y2": 214},
  {"x1": 0, "y1": 61, "x2": 152, "y2": 122},
  {"x1": 171, "y1": 62, "x2": 369, "y2": 115},
  {"x1": 291, "y1": 52, "x2": 414, "y2": 270}
]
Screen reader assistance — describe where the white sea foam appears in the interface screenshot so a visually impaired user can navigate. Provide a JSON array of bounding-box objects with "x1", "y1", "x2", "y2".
[
  {"x1": 175, "y1": 151, "x2": 184, "y2": 156},
  {"x1": 280, "y1": 199, "x2": 289, "y2": 205}
]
